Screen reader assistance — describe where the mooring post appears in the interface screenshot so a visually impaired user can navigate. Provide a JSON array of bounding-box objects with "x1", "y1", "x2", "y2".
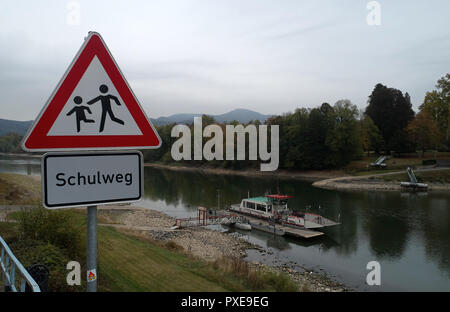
[{"x1": 86, "y1": 205, "x2": 97, "y2": 292}]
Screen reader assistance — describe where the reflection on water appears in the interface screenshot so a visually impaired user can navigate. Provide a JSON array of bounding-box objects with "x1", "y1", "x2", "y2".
[
  {"x1": 139, "y1": 166, "x2": 450, "y2": 291},
  {"x1": 0, "y1": 155, "x2": 449, "y2": 291},
  {"x1": 0, "y1": 155, "x2": 41, "y2": 175}
]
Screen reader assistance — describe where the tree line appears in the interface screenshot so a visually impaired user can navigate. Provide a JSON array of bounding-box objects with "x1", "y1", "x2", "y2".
[
  {"x1": 143, "y1": 73, "x2": 449, "y2": 170},
  {"x1": 0, "y1": 74, "x2": 448, "y2": 170},
  {"x1": 0, "y1": 132, "x2": 23, "y2": 153}
]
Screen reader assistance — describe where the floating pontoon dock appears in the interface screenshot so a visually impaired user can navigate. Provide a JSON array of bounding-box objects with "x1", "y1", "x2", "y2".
[
  {"x1": 241, "y1": 213, "x2": 325, "y2": 238},
  {"x1": 174, "y1": 207, "x2": 327, "y2": 239}
]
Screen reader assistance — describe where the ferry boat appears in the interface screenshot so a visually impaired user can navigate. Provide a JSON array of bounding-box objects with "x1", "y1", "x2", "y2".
[{"x1": 230, "y1": 195, "x2": 339, "y2": 230}]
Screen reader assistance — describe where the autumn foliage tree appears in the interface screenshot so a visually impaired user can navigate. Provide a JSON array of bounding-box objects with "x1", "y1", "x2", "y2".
[
  {"x1": 360, "y1": 115, "x2": 384, "y2": 156},
  {"x1": 407, "y1": 111, "x2": 441, "y2": 156},
  {"x1": 419, "y1": 73, "x2": 450, "y2": 149}
]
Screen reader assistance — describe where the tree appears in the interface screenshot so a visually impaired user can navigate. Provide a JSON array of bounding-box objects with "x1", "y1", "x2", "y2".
[
  {"x1": 280, "y1": 108, "x2": 310, "y2": 169},
  {"x1": 406, "y1": 111, "x2": 441, "y2": 156},
  {"x1": 365, "y1": 83, "x2": 415, "y2": 152},
  {"x1": 202, "y1": 114, "x2": 216, "y2": 127},
  {"x1": 0, "y1": 132, "x2": 23, "y2": 153},
  {"x1": 325, "y1": 100, "x2": 362, "y2": 166},
  {"x1": 360, "y1": 115, "x2": 384, "y2": 156},
  {"x1": 419, "y1": 73, "x2": 450, "y2": 149},
  {"x1": 303, "y1": 103, "x2": 334, "y2": 169}
]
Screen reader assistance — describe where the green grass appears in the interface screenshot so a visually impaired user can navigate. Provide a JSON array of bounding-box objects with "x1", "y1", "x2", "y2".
[
  {"x1": 97, "y1": 225, "x2": 231, "y2": 291},
  {"x1": 352, "y1": 169, "x2": 405, "y2": 176},
  {"x1": 379, "y1": 169, "x2": 450, "y2": 183},
  {"x1": 96, "y1": 225, "x2": 297, "y2": 291},
  {"x1": 0, "y1": 221, "x2": 19, "y2": 241},
  {"x1": 344, "y1": 152, "x2": 450, "y2": 175}
]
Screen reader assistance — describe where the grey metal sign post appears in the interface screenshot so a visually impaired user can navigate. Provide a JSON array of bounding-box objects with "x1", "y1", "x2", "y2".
[
  {"x1": 86, "y1": 205, "x2": 97, "y2": 292},
  {"x1": 41, "y1": 151, "x2": 144, "y2": 292},
  {"x1": 20, "y1": 32, "x2": 160, "y2": 293}
]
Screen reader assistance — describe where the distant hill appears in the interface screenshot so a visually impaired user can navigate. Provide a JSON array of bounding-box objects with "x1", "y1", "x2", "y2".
[
  {"x1": 151, "y1": 109, "x2": 272, "y2": 126},
  {"x1": 0, "y1": 119, "x2": 32, "y2": 137},
  {"x1": 0, "y1": 109, "x2": 272, "y2": 136}
]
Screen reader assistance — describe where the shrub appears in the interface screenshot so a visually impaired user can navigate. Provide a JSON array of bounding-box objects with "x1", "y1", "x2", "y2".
[
  {"x1": 422, "y1": 159, "x2": 437, "y2": 166},
  {"x1": 262, "y1": 271, "x2": 298, "y2": 292},
  {"x1": 212, "y1": 257, "x2": 298, "y2": 291},
  {"x1": 17, "y1": 207, "x2": 83, "y2": 259},
  {"x1": 10, "y1": 239, "x2": 82, "y2": 292},
  {"x1": 8, "y1": 208, "x2": 86, "y2": 291},
  {"x1": 162, "y1": 151, "x2": 173, "y2": 164},
  {"x1": 164, "y1": 240, "x2": 183, "y2": 251}
]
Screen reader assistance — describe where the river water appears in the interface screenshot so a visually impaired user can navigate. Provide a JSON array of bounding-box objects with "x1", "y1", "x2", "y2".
[{"x1": 1, "y1": 155, "x2": 449, "y2": 291}]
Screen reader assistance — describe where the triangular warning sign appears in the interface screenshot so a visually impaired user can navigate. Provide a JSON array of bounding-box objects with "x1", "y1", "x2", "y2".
[{"x1": 22, "y1": 32, "x2": 161, "y2": 151}]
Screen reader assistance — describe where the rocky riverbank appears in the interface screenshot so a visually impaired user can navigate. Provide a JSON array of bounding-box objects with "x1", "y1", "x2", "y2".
[{"x1": 97, "y1": 205, "x2": 350, "y2": 292}]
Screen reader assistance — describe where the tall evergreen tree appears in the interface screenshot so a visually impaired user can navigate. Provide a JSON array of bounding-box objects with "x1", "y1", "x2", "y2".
[{"x1": 365, "y1": 83, "x2": 415, "y2": 152}]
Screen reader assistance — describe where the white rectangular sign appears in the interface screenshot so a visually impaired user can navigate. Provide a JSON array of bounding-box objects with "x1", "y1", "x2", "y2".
[{"x1": 42, "y1": 151, "x2": 143, "y2": 208}]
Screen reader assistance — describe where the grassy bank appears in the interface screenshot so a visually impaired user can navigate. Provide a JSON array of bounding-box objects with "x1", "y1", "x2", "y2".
[
  {"x1": 379, "y1": 168, "x2": 450, "y2": 183},
  {"x1": 97, "y1": 224, "x2": 296, "y2": 291},
  {"x1": 343, "y1": 152, "x2": 450, "y2": 174},
  {"x1": 0, "y1": 173, "x2": 41, "y2": 204}
]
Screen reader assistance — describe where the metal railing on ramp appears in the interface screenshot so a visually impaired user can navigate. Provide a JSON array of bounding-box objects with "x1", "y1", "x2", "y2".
[{"x1": 0, "y1": 235, "x2": 41, "y2": 292}]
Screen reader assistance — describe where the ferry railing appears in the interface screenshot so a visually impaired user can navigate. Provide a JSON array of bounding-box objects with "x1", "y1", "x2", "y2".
[
  {"x1": 304, "y1": 213, "x2": 339, "y2": 226},
  {"x1": 0, "y1": 236, "x2": 41, "y2": 292},
  {"x1": 175, "y1": 213, "x2": 245, "y2": 227}
]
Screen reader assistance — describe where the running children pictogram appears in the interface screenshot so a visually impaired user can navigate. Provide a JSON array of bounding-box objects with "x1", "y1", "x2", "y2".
[{"x1": 21, "y1": 32, "x2": 161, "y2": 151}]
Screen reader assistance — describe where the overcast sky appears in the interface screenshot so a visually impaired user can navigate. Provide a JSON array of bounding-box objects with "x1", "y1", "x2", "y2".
[{"x1": 0, "y1": 0, "x2": 449, "y2": 121}]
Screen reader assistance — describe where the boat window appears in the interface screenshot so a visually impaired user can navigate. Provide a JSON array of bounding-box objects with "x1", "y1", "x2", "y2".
[
  {"x1": 256, "y1": 204, "x2": 266, "y2": 212},
  {"x1": 246, "y1": 201, "x2": 255, "y2": 209},
  {"x1": 267, "y1": 205, "x2": 272, "y2": 213}
]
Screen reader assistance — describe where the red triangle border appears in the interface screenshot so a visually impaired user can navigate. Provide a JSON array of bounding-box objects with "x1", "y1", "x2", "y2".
[{"x1": 22, "y1": 32, "x2": 161, "y2": 151}]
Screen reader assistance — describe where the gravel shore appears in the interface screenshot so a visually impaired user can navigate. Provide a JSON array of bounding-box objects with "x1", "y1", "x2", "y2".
[
  {"x1": 313, "y1": 168, "x2": 450, "y2": 192},
  {"x1": 313, "y1": 176, "x2": 403, "y2": 191},
  {"x1": 98, "y1": 205, "x2": 350, "y2": 292}
]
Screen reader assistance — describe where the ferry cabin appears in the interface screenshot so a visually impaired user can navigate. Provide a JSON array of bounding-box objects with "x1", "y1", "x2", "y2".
[
  {"x1": 231, "y1": 195, "x2": 290, "y2": 219},
  {"x1": 230, "y1": 194, "x2": 339, "y2": 230}
]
